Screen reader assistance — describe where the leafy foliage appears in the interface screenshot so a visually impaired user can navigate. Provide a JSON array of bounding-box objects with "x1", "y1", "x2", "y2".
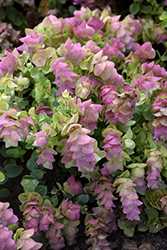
[{"x1": 0, "y1": 1, "x2": 167, "y2": 249}]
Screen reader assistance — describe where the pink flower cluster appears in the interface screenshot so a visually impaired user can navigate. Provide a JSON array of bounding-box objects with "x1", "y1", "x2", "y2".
[
  {"x1": 101, "y1": 129, "x2": 124, "y2": 175},
  {"x1": 32, "y1": 123, "x2": 57, "y2": 169},
  {"x1": 51, "y1": 58, "x2": 79, "y2": 96},
  {"x1": 146, "y1": 151, "x2": 163, "y2": 189},
  {"x1": 92, "y1": 50, "x2": 124, "y2": 88},
  {"x1": 114, "y1": 178, "x2": 142, "y2": 221},
  {"x1": 61, "y1": 124, "x2": 96, "y2": 174},
  {"x1": 151, "y1": 92, "x2": 167, "y2": 141},
  {"x1": 0, "y1": 109, "x2": 34, "y2": 148},
  {"x1": 57, "y1": 37, "x2": 87, "y2": 67},
  {"x1": 76, "y1": 98, "x2": 102, "y2": 131},
  {"x1": 104, "y1": 15, "x2": 137, "y2": 51},
  {"x1": 0, "y1": 202, "x2": 18, "y2": 250},
  {"x1": 63, "y1": 176, "x2": 83, "y2": 197},
  {"x1": 88, "y1": 176, "x2": 117, "y2": 212},
  {"x1": 85, "y1": 217, "x2": 111, "y2": 250}
]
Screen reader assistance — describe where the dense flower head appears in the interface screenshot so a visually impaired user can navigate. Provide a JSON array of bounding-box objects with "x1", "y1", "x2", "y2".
[
  {"x1": 75, "y1": 76, "x2": 94, "y2": 99},
  {"x1": 36, "y1": 146, "x2": 57, "y2": 169},
  {"x1": 99, "y1": 84, "x2": 118, "y2": 105},
  {"x1": 151, "y1": 92, "x2": 167, "y2": 140},
  {"x1": 103, "y1": 85, "x2": 139, "y2": 126},
  {"x1": 0, "y1": 223, "x2": 17, "y2": 250},
  {"x1": 102, "y1": 131, "x2": 123, "y2": 158},
  {"x1": 102, "y1": 42, "x2": 124, "y2": 61},
  {"x1": 92, "y1": 50, "x2": 124, "y2": 88},
  {"x1": 0, "y1": 109, "x2": 34, "y2": 148},
  {"x1": 126, "y1": 163, "x2": 147, "y2": 194},
  {"x1": 134, "y1": 42, "x2": 156, "y2": 60},
  {"x1": 73, "y1": 20, "x2": 95, "y2": 39},
  {"x1": 101, "y1": 127, "x2": 124, "y2": 175},
  {"x1": 85, "y1": 217, "x2": 111, "y2": 250},
  {"x1": 61, "y1": 124, "x2": 97, "y2": 174},
  {"x1": 146, "y1": 150, "x2": 163, "y2": 189},
  {"x1": 88, "y1": 176, "x2": 117, "y2": 212},
  {"x1": 63, "y1": 176, "x2": 83, "y2": 197},
  {"x1": 45, "y1": 222, "x2": 65, "y2": 250},
  {"x1": 0, "y1": 51, "x2": 16, "y2": 75},
  {"x1": 114, "y1": 177, "x2": 142, "y2": 221},
  {"x1": 52, "y1": 58, "x2": 79, "y2": 96},
  {"x1": 0, "y1": 202, "x2": 18, "y2": 227},
  {"x1": 77, "y1": 98, "x2": 102, "y2": 130},
  {"x1": 18, "y1": 30, "x2": 44, "y2": 51},
  {"x1": 23, "y1": 201, "x2": 42, "y2": 234},
  {"x1": 59, "y1": 199, "x2": 80, "y2": 221},
  {"x1": 104, "y1": 15, "x2": 136, "y2": 51},
  {"x1": 39, "y1": 206, "x2": 54, "y2": 232},
  {"x1": 92, "y1": 207, "x2": 117, "y2": 233},
  {"x1": 133, "y1": 72, "x2": 161, "y2": 94},
  {"x1": 141, "y1": 61, "x2": 167, "y2": 78},
  {"x1": 57, "y1": 37, "x2": 87, "y2": 66}
]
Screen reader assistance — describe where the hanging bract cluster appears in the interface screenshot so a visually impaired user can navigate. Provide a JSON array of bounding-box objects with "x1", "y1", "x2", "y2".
[{"x1": 0, "y1": 3, "x2": 167, "y2": 249}]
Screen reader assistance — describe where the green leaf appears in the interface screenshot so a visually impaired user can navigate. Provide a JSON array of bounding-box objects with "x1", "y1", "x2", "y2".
[
  {"x1": 124, "y1": 139, "x2": 135, "y2": 149},
  {"x1": 35, "y1": 185, "x2": 47, "y2": 197},
  {"x1": 6, "y1": 6, "x2": 16, "y2": 21},
  {"x1": 26, "y1": 159, "x2": 38, "y2": 171},
  {"x1": 140, "y1": 5, "x2": 153, "y2": 13},
  {"x1": 31, "y1": 169, "x2": 44, "y2": 180},
  {"x1": 0, "y1": 172, "x2": 5, "y2": 183},
  {"x1": 21, "y1": 178, "x2": 39, "y2": 192},
  {"x1": 5, "y1": 164, "x2": 23, "y2": 178},
  {"x1": 0, "y1": 8, "x2": 6, "y2": 20},
  {"x1": 75, "y1": 194, "x2": 89, "y2": 205},
  {"x1": 138, "y1": 221, "x2": 148, "y2": 232},
  {"x1": 129, "y1": 3, "x2": 140, "y2": 15},
  {"x1": 144, "y1": 109, "x2": 154, "y2": 121},
  {"x1": 0, "y1": 188, "x2": 10, "y2": 198}
]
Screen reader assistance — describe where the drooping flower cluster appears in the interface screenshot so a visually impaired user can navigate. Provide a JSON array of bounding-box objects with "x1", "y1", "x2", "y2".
[
  {"x1": 0, "y1": 202, "x2": 18, "y2": 249},
  {"x1": 85, "y1": 217, "x2": 111, "y2": 250},
  {"x1": 57, "y1": 37, "x2": 87, "y2": 67},
  {"x1": 61, "y1": 124, "x2": 97, "y2": 175},
  {"x1": 126, "y1": 163, "x2": 147, "y2": 194},
  {"x1": 151, "y1": 92, "x2": 167, "y2": 141},
  {"x1": 87, "y1": 176, "x2": 117, "y2": 212},
  {"x1": 0, "y1": 224, "x2": 17, "y2": 250},
  {"x1": 76, "y1": 98, "x2": 102, "y2": 130},
  {"x1": 113, "y1": 177, "x2": 142, "y2": 221},
  {"x1": 51, "y1": 58, "x2": 79, "y2": 96},
  {"x1": 58, "y1": 199, "x2": 80, "y2": 246},
  {"x1": 63, "y1": 175, "x2": 83, "y2": 197},
  {"x1": 32, "y1": 123, "x2": 57, "y2": 169},
  {"x1": 101, "y1": 127, "x2": 124, "y2": 175},
  {"x1": 146, "y1": 150, "x2": 163, "y2": 189},
  {"x1": 92, "y1": 206, "x2": 117, "y2": 233},
  {"x1": 19, "y1": 192, "x2": 81, "y2": 249}
]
